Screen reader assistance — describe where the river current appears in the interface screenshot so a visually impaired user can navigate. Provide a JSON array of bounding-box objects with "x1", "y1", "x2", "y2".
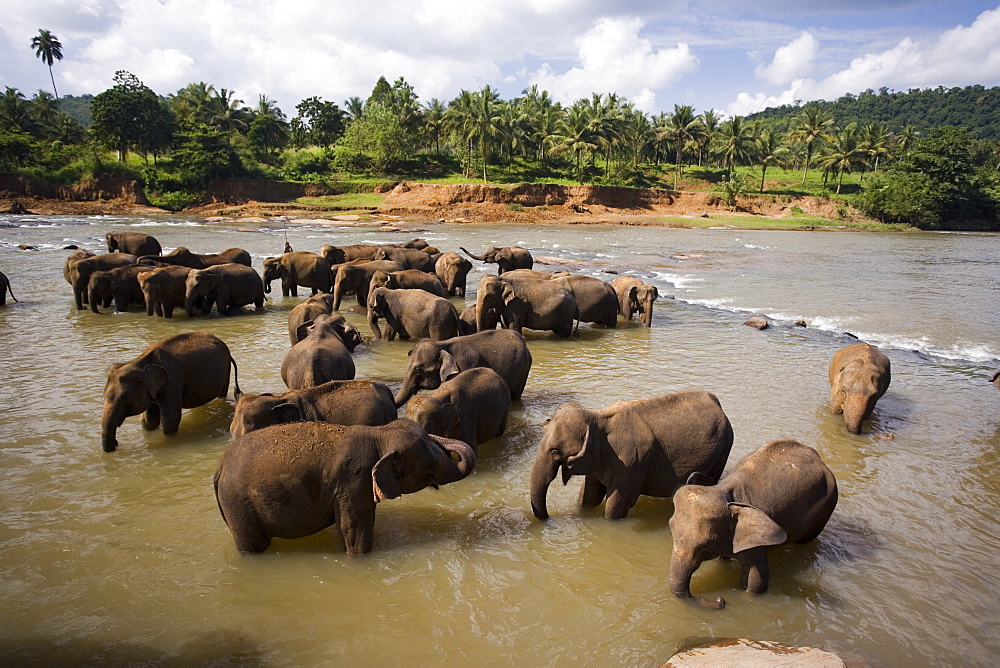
[{"x1": 0, "y1": 215, "x2": 998, "y2": 665}]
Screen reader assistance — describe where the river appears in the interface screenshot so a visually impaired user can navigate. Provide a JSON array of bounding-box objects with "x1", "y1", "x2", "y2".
[{"x1": 0, "y1": 214, "x2": 998, "y2": 665}]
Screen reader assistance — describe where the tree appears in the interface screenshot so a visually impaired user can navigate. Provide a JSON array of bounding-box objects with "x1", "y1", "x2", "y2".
[
  {"x1": 715, "y1": 115, "x2": 756, "y2": 172},
  {"x1": 172, "y1": 125, "x2": 244, "y2": 186},
  {"x1": 662, "y1": 104, "x2": 698, "y2": 186},
  {"x1": 91, "y1": 71, "x2": 172, "y2": 161},
  {"x1": 859, "y1": 122, "x2": 892, "y2": 180},
  {"x1": 818, "y1": 122, "x2": 864, "y2": 194},
  {"x1": 338, "y1": 101, "x2": 411, "y2": 172},
  {"x1": 696, "y1": 109, "x2": 723, "y2": 167},
  {"x1": 471, "y1": 85, "x2": 505, "y2": 183},
  {"x1": 790, "y1": 104, "x2": 835, "y2": 183},
  {"x1": 0, "y1": 87, "x2": 33, "y2": 133},
  {"x1": 293, "y1": 97, "x2": 346, "y2": 148},
  {"x1": 550, "y1": 102, "x2": 599, "y2": 183},
  {"x1": 422, "y1": 98, "x2": 446, "y2": 154},
  {"x1": 206, "y1": 88, "x2": 249, "y2": 139},
  {"x1": 755, "y1": 128, "x2": 787, "y2": 192},
  {"x1": 31, "y1": 29, "x2": 63, "y2": 111},
  {"x1": 171, "y1": 82, "x2": 216, "y2": 125}
]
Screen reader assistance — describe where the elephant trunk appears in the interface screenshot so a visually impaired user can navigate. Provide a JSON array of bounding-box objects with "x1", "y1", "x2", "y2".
[
  {"x1": 184, "y1": 293, "x2": 198, "y2": 318},
  {"x1": 669, "y1": 550, "x2": 726, "y2": 609},
  {"x1": 429, "y1": 435, "x2": 476, "y2": 484},
  {"x1": 332, "y1": 276, "x2": 345, "y2": 310},
  {"x1": 460, "y1": 247, "x2": 486, "y2": 261},
  {"x1": 843, "y1": 393, "x2": 870, "y2": 434},
  {"x1": 394, "y1": 374, "x2": 418, "y2": 408},
  {"x1": 264, "y1": 278, "x2": 272, "y2": 294},
  {"x1": 529, "y1": 455, "x2": 560, "y2": 520},
  {"x1": 642, "y1": 300, "x2": 654, "y2": 327},
  {"x1": 90, "y1": 294, "x2": 102, "y2": 313},
  {"x1": 368, "y1": 310, "x2": 383, "y2": 340},
  {"x1": 101, "y1": 403, "x2": 125, "y2": 452}
]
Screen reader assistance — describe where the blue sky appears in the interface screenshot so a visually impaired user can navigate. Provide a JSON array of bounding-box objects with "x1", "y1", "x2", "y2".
[{"x1": 2, "y1": 0, "x2": 999, "y2": 118}]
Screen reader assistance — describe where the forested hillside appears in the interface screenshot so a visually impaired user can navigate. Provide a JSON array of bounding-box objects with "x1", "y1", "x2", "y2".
[{"x1": 748, "y1": 85, "x2": 1000, "y2": 139}]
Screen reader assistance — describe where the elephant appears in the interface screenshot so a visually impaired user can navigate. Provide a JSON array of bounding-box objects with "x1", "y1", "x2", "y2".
[
  {"x1": 102, "y1": 330, "x2": 241, "y2": 452},
  {"x1": 293, "y1": 311, "x2": 362, "y2": 351},
  {"x1": 68, "y1": 253, "x2": 138, "y2": 309},
  {"x1": 0, "y1": 270, "x2": 17, "y2": 305},
  {"x1": 184, "y1": 263, "x2": 265, "y2": 317},
  {"x1": 404, "y1": 367, "x2": 510, "y2": 452},
  {"x1": 458, "y1": 304, "x2": 479, "y2": 335},
  {"x1": 460, "y1": 245, "x2": 533, "y2": 274},
  {"x1": 530, "y1": 390, "x2": 734, "y2": 521},
  {"x1": 88, "y1": 264, "x2": 155, "y2": 313},
  {"x1": 332, "y1": 260, "x2": 404, "y2": 310},
  {"x1": 435, "y1": 252, "x2": 474, "y2": 297},
  {"x1": 213, "y1": 419, "x2": 476, "y2": 555},
  {"x1": 668, "y1": 440, "x2": 838, "y2": 608},
  {"x1": 501, "y1": 268, "x2": 570, "y2": 280},
  {"x1": 281, "y1": 313, "x2": 357, "y2": 389},
  {"x1": 370, "y1": 269, "x2": 447, "y2": 298},
  {"x1": 106, "y1": 232, "x2": 161, "y2": 256},
  {"x1": 229, "y1": 380, "x2": 398, "y2": 439},
  {"x1": 829, "y1": 342, "x2": 891, "y2": 434},
  {"x1": 262, "y1": 251, "x2": 332, "y2": 297},
  {"x1": 374, "y1": 246, "x2": 436, "y2": 273},
  {"x1": 554, "y1": 274, "x2": 619, "y2": 328},
  {"x1": 137, "y1": 265, "x2": 194, "y2": 318},
  {"x1": 138, "y1": 247, "x2": 252, "y2": 269},
  {"x1": 611, "y1": 276, "x2": 659, "y2": 327},
  {"x1": 367, "y1": 287, "x2": 460, "y2": 341},
  {"x1": 475, "y1": 274, "x2": 577, "y2": 338},
  {"x1": 394, "y1": 329, "x2": 532, "y2": 407},
  {"x1": 287, "y1": 294, "x2": 364, "y2": 348},
  {"x1": 402, "y1": 238, "x2": 430, "y2": 250},
  {"x1": 321, "y1": 243, "x2": 382, "y2": 264}
]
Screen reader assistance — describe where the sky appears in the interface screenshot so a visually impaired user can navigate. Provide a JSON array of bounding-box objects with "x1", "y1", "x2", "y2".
[{"x1": 3, "y1": 0, "x2": 1000, "y2": 119}]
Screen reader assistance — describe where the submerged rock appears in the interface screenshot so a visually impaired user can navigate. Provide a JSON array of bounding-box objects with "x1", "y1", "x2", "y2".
[
  {"x1": 665, "y1": 638, "x2": 850, "y2": 667},
  {"x1": 744, "y1": 316, "x2": 769, "y2": 330}
]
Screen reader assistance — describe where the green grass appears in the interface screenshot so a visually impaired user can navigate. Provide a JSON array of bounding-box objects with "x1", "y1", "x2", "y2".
[
  {"x1": 651, "y1": 212, "x2": 915, "y2": 232},
  {"x1": 293, "y1": 192, "x2": 385, "y2": 208}
]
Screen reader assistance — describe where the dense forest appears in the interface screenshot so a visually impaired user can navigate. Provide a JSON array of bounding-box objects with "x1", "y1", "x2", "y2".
[{"x1": 2, "y1": 67, "x2": 999, "y2": 229}]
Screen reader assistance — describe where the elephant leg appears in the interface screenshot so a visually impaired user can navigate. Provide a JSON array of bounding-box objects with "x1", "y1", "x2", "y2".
[
  {"x1": 142, "y1": 404, "x2": 161, "y2": 431},
  {"x1": 603, "y1": 487, "x2": 638, "y2": 520},
  {"x1": 336, "y1": 499, "x2": 376, "y2": 555},
  {"x1": 159, "y1": 399, "x2": 183, "y2": 435},
  {"x1": 737, "y1": 548, "x2": 770, "y2": 594},
  {"x1": 579, "y1": 475, "x2": 607, "y2": 507}
]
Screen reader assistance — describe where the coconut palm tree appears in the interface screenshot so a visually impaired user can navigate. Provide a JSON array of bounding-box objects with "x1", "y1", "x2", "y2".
[
  {"x1": 0, "y1": 87, "x2": 34, "y2": 133},
  {"x1": 422, "y1": 98, "x2": 446, "y2": 154},
  {"x1": 470, "y1": 85, "x2": 505, "y2": 183},
  {"x1": 696, "y1": 109, "x2": 722, "y2": 166},
  {"x1": 894, "y1": 124, "x2": 919, "y2": 157},
  {"x1": 859, "y1": 122, "x2": 891, "y2": 182},
  {"x1": 446, "y1": 90, "x2": 477, "y2": 178},
  {"x1": 31, "y1": 30, "x2": 63, "y2": 111},
  {"x1": 715, "y1": 115, "x2": 756, "y2": 173},
  {"x1": 207, "y1": 88, "x2": 249, "y2": 138},
  {"x1": 550, "y1": 102, "x2": 600, "y2": 183},
  {"x1": 171, "y1": 82, "x2": 216, "y2": 125},
  {"x1": 344, "y1": 97, "x2": 365, "y2": 125},
  {"x1": 790, "y1": 103, "x2": 835, "y2": 183},
  {"x1": 818, "y1": 122, "x2": 864, "y2": 194},
  {"x1": 756, "y1": 127, "x2": 787, "y2": 192},
  {"x1": 29, "y1": 90, "x2": 59, "y2": 131},
  {"x1": 662, "y1": 104, "x2": 698, "y2": 186}
]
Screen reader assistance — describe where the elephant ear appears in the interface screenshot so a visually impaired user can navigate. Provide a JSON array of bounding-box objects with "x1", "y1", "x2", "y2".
[
  {"x1": 295, "y1": 320, "x2": 315, "y2": 342},
  {"x1": 438, "y1": 350, "x2": 461, "y2": 382},
  {"x1": 372, "y1": 451, "x2": 401, "y2": 503},
  {"x1": 271, "y1": 403, "x2": 301, "y2": 423},
  {"x1": 650, "y1": 286, "x2": 659, "y2": 299},
  {"x1": 501, "y1": 283, "x2": 517, "y2": 305},
  {"x1": 563, "y1": 424, "x2": 593, "y2": 484},
  {"x1": 729, "y1": 503, "x2": 787, "y2": 554},
  {"x1": 143, "y1": 364, "x2": 169, "y2": 400}
]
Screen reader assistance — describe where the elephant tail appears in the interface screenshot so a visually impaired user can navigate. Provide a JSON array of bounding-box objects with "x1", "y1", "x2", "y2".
[
  {"x1": 213, "y1": 467, "x2": 228, "y2": 527},
  {"x1": 573, "y1": 307, "x2": 581, "y2": 338},
  {"x1": 230, "y1": 355, "x2": 243, "y2": 400},
  {"x1": 6, "y1": 282, "x2": 17, "y2": 303}
]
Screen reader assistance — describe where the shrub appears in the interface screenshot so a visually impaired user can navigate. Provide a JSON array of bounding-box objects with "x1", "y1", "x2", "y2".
[
  {"x1": 149, "y1": 191, "x2": 195, "y2": 212},
  {"x1": 719, "y1": 172, "x2": 750, "y2": 209},
  {"x1": 791, "y1": 206, "x2": 804, "y2": 214},
  {"x1": 507, "y1": 202, "x2": 525, "y2": 212}
]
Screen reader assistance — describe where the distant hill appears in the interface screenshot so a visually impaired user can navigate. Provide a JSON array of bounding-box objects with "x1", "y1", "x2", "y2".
[
  {"x1": 747, "y1": 85, "x2": 1000, "y2": 139},
  {"x1": 59, "y1": 94, "x2": 94, "y2": 128}
]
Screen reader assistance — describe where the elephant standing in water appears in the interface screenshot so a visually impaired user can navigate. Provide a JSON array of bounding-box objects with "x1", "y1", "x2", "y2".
[
  {"x1": 101, "y1": 331, "x2": 241, "y2": 452},
  {"x1": 475, "y1": 275, "x2": 577, "y2": 338},
  {"x1": 138, "y1": 266, "x2": 193, "y2": 318},
  {"x1": 88, "y1": 265, "x2": 155, "y2": 313},
  {"x1": 367, "y1": 287, "x2": 460, "y2": 341},
  {"x1": 184, "y1": 263, "x2": 265, "y2": 316},
  {"x1": 829, "y1": 342, "x2": 891, "y2": 434},
  {"x1": 394, "y1": 329, "x2": 532, "y2": 407},
  {"x1": 554, "y1": 274, "x2": 619, "y2": 328},
  {"x1": 139, "y1": 247, "x2": 252, "y2": 269},
  {"x1": 281, "y1": 314, "x2": 357, "y2": 389},
  {"x1": 214, "y1": 419, "x2": 476, "y2": 554},
  {"x1": 404, "y1": 367, "x2": 510, "y2": 451},
  {"x1": 611, "y1": 276, "x2": 659, "y2": 327},
  {"x1": 530, "y1": 391, "x2": 733, "y2": 521},
  {"x1": 435, "y1": 252, "x2": 473, "y2": 296},
  {"x1": 287, "y1": 295, "x2": 362, "y2": 350},
  {"x1": 262, "y1": 251, "x2": 332, "y2": 297},
  {"x1": 68, "y1": 253, "x2": 137, "y2": 309},
  {"x1": 669, "y1": 440, "x2": 838, "y2": 609},
  {"x1": 106, "y1": 232, "x2": 161, "y2": 256},
  {"x1": 461, "y1": 245, "x2": 533, "y2": 274},
  {"x1": 0, "y1": 269, "x2": 18, "y2": 305},
  {"x1": 229, "y1": 380, "x2": 397, "y2": 439}
]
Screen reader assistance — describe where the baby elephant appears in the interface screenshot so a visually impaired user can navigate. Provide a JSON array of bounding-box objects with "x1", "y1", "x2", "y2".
[
  {"x1": 367, "y1": 286, "x2": 459, "y2": 341},
  {"x1": 281, "y1": 314, "x2": 357, "y2": 389},
  {"x1": 404, "y1": 367, "x2": 510, "y2": 451},
  {"x1": 230, "y1": 380, "x2": 398, "y2": 439},
  {"x1": 669, "y1": 440, "x2": 838, "y2": 609},
  {"x1": 214, "y1": 419, "x2": 476, "y2": 554},
  {"x1": 102, "y1": 331, "x2": 241, "y2": 452},
  {"x1": 829, "y1": 342, "x2": 891, "y2": 434},
  {"x1": 0, "y1": 269, "x2": 17, "y2": 305}
]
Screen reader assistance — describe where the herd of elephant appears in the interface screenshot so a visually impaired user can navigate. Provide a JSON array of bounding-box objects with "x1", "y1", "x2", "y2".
[{"x1": 3, "y1": 229, "x2": 907, "y2": 609}]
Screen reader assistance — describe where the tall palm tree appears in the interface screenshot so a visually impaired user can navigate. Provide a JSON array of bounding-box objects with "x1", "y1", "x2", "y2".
[
  {"x1": 696, "y1": 109, "x2": 722, "y2": 166},
  {"x1": 755, "y1": 127, "x2": 787, "y2": 192},
  {"x1": 421, "y1": 98, "x2": 446, "y2": 154},
  {"x1": 819, "y1": 123, "x2": 863, "y2": 194},
  {"x1": 790, "y1": 103, "x2": 835, "y2": 184},
  {"x1": 894, "y1": 124, "x2": 919, "y2": 156},
  {"x1": 0, "y1": 87, "x2": 33, "y2": 133},
  {"x1": 715, "y1": 115, "x2": 756, "y2": 173},
  {"x1": 207, "y1": 88, "x2": 249, "y2": 138},
  {"x1": 171, "y1": 82, "x2": 216, "y2": 125},
  {"x1": 662, "y1": 104, "x2": 698, "y2": 186},
  {"x1": 859, "y1": 122, "x2": 891, "y2": 182},
  {"x1": 344, "y1": 96, "x2": 365, "y2": 125},
  {"x1": 255, "y1": 94, "x2": 285, "y2": 121},
  {"x1": 446, "y1": 90, "x2": 477, "y2": 178},
  {"x1": 550, "y1": 102, "x2": 600, "y2": 183},
  {"x1": 31, "y1": 29, "x2": 63, "y2": 111},
  {"x1": 471, "y1": 85, "x2": 505, "y2": 183}
]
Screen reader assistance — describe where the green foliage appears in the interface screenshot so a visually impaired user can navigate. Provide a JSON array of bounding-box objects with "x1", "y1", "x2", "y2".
[
  {"x1": 292, "y1": 97, "x2": 345, "y2": 148},
  {"x1": 148, "y1": 190, "x2": 195, "y2": 211},
  {"x1": 91, "y1": 71, "x2": 174, "y2": 160},
  {"x1": 280, "y1": 147, "x2": 331, "y2": 176},
  {"x1": 507, "y1": 202, "x2": 525, "y2": 212},
  {"x1": 719, "y1": 171, "x2": 750, "y2": 209},
  {"x1": 170, "y1": 124, "x2": 243, "y2": 187},
  {"x1": 337, "y1": 101, "x2": 414, "y2": 172}
]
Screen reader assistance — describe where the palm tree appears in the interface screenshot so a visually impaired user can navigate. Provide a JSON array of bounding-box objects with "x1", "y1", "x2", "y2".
[
  {"x1": 445, "y1": 90, "x2": 477, "y2": 178},
  {"x1": 696, "y1": 109, "x2": 722, "y2": 166},
  {"x1": 471, "y1": 85, "x2": 505, "y2": 183},
  {"x1": 255, "y1": 94, "x2": 285, "y2": 121},
  {"x1": 422, "y1": 98, "x2": 446, "y2": 154},
  {"x1": 715, "y1": 115, "x2": 756, "y2": 173},
  {"x1": 621, "y1": 107, "x2": 653, "y2": 169},
  {"x1": 171, "y1": 82, "x2": 216, "y2": 124},
  {"x1": 859, "y1": 122, "x2": 891, "y2": 182},
  {"x1": 755, "y1": 128, "x2": 787, "y2": 192},
  {"x1": 790, "y1": 103, "x2": 835, "y2": 183},
  {"x1": 344, "y1": 96, "x2": 365, "y2": 125},
  {"x1": 894, "y1": 124, "x2": 919, "y2": 156},
  {"x1": 30, "y1": 90, "x2": 59, "y2": 131},
  {"x1": 662, "y1": 104, "x2": 698, "y2": 186},
  {"x1": 0, "y1": 87, "x2": 34, "y2": 133},
  {"x1": 818, "y1": 123, "x2": 864, "y2": 194},
  {"x1": 207, "y1": 88, "x2": 249, "y2": 137},
  {"x1": 31, "y1": 30, "x2": 63, "y2": 111},
  {"x1": 549, "y1": 102, "x2": 600, "y2": 183}
]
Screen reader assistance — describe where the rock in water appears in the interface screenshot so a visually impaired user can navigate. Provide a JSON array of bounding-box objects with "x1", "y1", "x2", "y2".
[
  {"x1": 744, "y1": 316, "x2": 769, "y2": 330},
  {"x1": 665, "y1": 638, "x2": 849, "y2": 667}
]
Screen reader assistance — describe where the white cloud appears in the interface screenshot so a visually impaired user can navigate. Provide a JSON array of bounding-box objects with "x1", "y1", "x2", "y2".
[
  {"x1": 528, "y1": 16, "x2": 698, "y2": 112},
  {"x1": 729, "y1": 6, "x2": 1000, "y2": 115},
  {"x1": 755, "y1": 32, "x2": 818, "y2": 84}
]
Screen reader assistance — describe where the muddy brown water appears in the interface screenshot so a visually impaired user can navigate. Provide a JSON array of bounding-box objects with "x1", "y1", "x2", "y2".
[{"x1": 1, "y1": 216, "x2": 998, "y2": 664}]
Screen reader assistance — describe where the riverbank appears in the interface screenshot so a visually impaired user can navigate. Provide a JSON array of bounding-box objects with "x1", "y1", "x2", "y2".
[{"x1": 1, "y1": 177, "x2": 902, "y2": 231}]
